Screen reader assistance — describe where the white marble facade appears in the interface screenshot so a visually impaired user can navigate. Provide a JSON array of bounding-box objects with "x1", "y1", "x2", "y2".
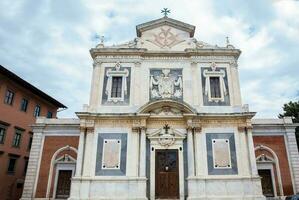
[{"x1": 68, "y1": 16, "x2": 266, "y2": 200}]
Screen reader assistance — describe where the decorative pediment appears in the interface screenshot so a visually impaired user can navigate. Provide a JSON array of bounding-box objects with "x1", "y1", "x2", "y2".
[
  {"x1": 55, "y1": 154, "x2": 76, "y2": 163},
  {"x1": 136, "y1": 17, "x2": 195, "y2": 38},
  {"x1": 256, "y1": 154, "x2": 274, "y2": 163},
  {"x1": 147, "y1": 124, "x2": 186, "y2": 148}
]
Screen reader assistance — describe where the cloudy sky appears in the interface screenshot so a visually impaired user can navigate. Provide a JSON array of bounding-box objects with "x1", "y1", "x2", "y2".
[{"x1": 0, "y1": 0, "x2": 298, "y2": 118}]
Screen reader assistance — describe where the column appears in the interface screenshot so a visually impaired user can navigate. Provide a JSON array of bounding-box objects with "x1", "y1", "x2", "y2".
[
  {"x1": 187, "y1": 127, "x2": 195, "y2": 177},
  {"x1": 75, "y1": 128, "x2": 85, "y2": 177},
  {"x1": 139, "y1": 128, "x2": 146, "y2": 177},
  {"x1": 82, "y1": 128, "x2": 94, "y2": 177},
  {"x1": 89, "y1": 61, "x2": 102, "y2": 110},
  {"x1": 21, "y1": 125, "x2": 45, "y2": 200},
  {"x1": 246, "y1": 127, "x2": 258, "y2": 176},
  {"x1": 285, "y1": 126, "x2": 299, "y2": 193},
  {"x1": 230, "y1": 60, "x2": 242, "y2": 106},
  {"x1": 134, "y1": 62, "x2": 141, "y2": 106}
]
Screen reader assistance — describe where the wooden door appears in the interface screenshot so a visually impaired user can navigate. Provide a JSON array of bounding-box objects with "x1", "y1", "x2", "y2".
[
  {"x1": 155, "y1": 149, "x2": 179, "y2": 199},
  {"x1": 56, "y1": 170, "x2": 72, "y2": 199},
  {"x1": 258, "y1": 169, "x2": 274, "y2": 197}
]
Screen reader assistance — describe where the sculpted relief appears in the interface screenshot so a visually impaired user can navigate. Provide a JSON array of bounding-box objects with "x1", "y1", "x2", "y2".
[
  {"x1": 150, "y1": 68, "x2": 183, "y2": 100},
  {"x1": 147, "y1": 27, "x2": 185, "y2": 49}
]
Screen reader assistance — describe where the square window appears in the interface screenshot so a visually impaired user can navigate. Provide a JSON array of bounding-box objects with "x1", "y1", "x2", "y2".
[
  {"x1": 4, "y1": 90, "x2": 14, "y2": 105},
  {"x1": 20, "y1": 98, "x2": 29, "y2": 112},
  {"x1": 111, "y1": 77, "x2": 123, "y2": 98},
  {"x1": 27, "y1": 134, "x2": 33, "y2": 151},
  {"x1": 210, "y1": 77, "x2": 221, "y2": 98},
  {"x1": 12, "y1": 130, "x2": 22, "y2": 148},
  {"x1": 7, "y1": 157, "x2": 17, "y2": 174},
  {"x1": 24, "y1": 159, "x2": 29, "y2": 176},
  {"x1": 47, "y1": 111, "x2": 53, "y2": 118},
  {"x1": 0, "y1": 126, "x2": 6, "y2": 144},
  {"x1": 33, "y1": 105, "x2": 41, "y2": 117}
]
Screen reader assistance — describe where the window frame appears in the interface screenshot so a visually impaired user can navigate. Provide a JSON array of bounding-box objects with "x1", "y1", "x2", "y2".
[
  {"x1": 105, "y1": 65, "x2": 129, "y2": 103},
  {"x1": 7, "y1": 157, "x2": 18, "y2": 174},
  {"x1": 0, "y1": 125, "x2": 7, "y2": 144},
  {"x1": 203, "y1": 68, "x2": 227, "y2": 102},
  {"x1": 4, "y1": 89, "x2": 15, "y2": 105},
  {"x1": 47, "y1": 111, "x2": 53, "y2": 118},
  {"x1": 209, "y1": 76, "x2": 221, "y2": 99},
  {"x1": 23, "y1": 158, "x2": 29, "y2": 176},
  {"x1": 12, "y1": 128, "x2": 23, "y2": 148},
  {"x1": 33, "y1": 105, "x2": 41, "y2": 117},
  {"x1": 20, "y1": 98, "x2": 29, "y2": 112},
  {"x1": 27, "y1": 133, "x2": 33, "y2": 151},
  {"x1": 111, "y1": 76, "x2": 123, "y2": 99}
]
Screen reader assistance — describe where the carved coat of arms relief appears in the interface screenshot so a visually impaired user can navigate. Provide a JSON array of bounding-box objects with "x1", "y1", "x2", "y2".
[
  {"x1": 147, "y1": 27, "x2": 185, "y2": 49},
  {"x1": 150, "y1": 69, "x2": 183, "y2": 99}
]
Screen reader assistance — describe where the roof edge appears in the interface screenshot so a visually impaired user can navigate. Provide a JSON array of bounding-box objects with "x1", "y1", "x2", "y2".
[{"x1": 0, "y1": 65, "x2": 67, "y2": 108}]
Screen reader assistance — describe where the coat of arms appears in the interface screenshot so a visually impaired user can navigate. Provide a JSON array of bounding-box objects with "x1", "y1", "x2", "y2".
[{"x1": 150, "y1": 69, "x2": 182, "y2": 99}]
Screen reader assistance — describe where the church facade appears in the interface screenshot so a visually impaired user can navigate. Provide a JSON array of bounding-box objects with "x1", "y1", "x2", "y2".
[{"x1": 21, "y1": 16, "x2": 299, "y2": 200}]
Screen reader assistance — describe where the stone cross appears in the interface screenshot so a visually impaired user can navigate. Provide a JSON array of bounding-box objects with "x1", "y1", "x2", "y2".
[
  {"x1": 161, "y1": 8, "x2": 170, "y2": 17},
  {"x1": 163, "y1": 124, "x2": 170, "y2": 134}
]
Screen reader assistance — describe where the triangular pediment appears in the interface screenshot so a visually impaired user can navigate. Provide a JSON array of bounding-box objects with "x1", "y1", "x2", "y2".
[{"x1": 136, "y1": 16, "x2": 195, "y2": 37}]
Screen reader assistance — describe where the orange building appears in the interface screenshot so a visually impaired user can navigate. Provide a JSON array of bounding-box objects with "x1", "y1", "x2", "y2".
[{"x1": 0, "y1": 65, "x2": 66, "y2": 200}]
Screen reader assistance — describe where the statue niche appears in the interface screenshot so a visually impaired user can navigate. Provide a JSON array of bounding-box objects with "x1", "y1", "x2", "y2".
[{"x1": 150, "y1": 68, "x2": 183, "y2": 100}]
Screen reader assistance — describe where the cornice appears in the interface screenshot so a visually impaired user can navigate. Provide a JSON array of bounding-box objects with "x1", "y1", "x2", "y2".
[
  {"x1": 76, "y1": 111, "x2": 255, "y2": 120},
  {"x1": 90, "y1": 48, "x2": 241, "y2": 60}
]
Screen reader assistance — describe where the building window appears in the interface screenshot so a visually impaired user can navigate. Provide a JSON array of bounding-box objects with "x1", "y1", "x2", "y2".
[
  {"x1": 34, "y1": 105, "x2": 41, "y2": 117},
  {"x1": 210, "y1": 77, "x2": 221, "y2": 98},
  {"x1": 104, "y1": 63, "x2": 130, "y2": 103},
  {"x1": 7, "y1": 157, "x2": 17, "y2": 174},
  {"x1": 4, "y1": 90, "x2": 14, "y2": 105},
  {"x1": 24, "y1": 159, "x2": 29, "y2": 176},
  {"x1": 12, "y1": 130, "x2": 22, "y2": 148},
  {"x1": 27, "y1": 134, "x2": 33, "y2": 151},
  {"x1": 20, "y1": 98, "x2": 29, "y2": 112},
  {"x1": 0, "y1": 126, "x2": 6, "y2": 144},
  {"x1": 47, "y1": 111, "x2": 53, "y2": 118},
  {"x1": 111, "y1": 77, "x2": 123, "y2": 98}
]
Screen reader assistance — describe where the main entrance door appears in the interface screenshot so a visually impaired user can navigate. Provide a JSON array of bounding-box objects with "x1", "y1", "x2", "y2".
[
  {"x1": 55, "y1": 170, "x2": 72, "y2": 199},
  {"x1": 155, "y1": 149, "x2": 179, "y2": 199}
]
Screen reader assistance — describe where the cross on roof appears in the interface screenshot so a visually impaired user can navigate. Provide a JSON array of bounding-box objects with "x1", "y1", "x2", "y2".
[
  {"x1": 161, "y1": 8, "x2": 170, "y2": 17},
  {"x1": 163, "y1": 124, "x2": 170, "y2": 134}
]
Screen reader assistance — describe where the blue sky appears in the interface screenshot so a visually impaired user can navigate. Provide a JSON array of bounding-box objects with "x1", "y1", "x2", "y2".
[{"x1": 0, "y1": 0, "x2": 298, "y2": 118}]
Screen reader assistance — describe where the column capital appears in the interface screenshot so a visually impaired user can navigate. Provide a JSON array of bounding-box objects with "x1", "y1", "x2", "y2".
[
  {"x1": 186, "y1": 118, "x2": 201, "y2": 132},
  {"x1": 132, "y1": 119, "x2": 147, "y2": 132},
  {"x1": 229, "y1": 59, "x2": 238, "y2": 68},
  {"x1": 134, "y1": 61, "x2": 142, "y2": 67},
  {"x1": 238, "y1": 125, "x2": 253, "y2": 132},
  {"x1": 79, "y1": 119, "x2": 95, "y2": 133},
  {"x1": 93, "y1": 58, "x2": 102, "y2": 68}
]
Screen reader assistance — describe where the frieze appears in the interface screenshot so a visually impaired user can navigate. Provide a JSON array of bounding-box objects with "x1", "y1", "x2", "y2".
[{"x1": 96, "y1": 119, "x2": 133, "y2": 127}]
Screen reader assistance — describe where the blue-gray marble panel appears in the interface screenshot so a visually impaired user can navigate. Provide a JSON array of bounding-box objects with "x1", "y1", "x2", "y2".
[
  {"x1": 95, "y1": 133, "x2": 127, "y2": 176},
  {"x1": 206, "y1": 133, "x2": 238, "y2": 175}
]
